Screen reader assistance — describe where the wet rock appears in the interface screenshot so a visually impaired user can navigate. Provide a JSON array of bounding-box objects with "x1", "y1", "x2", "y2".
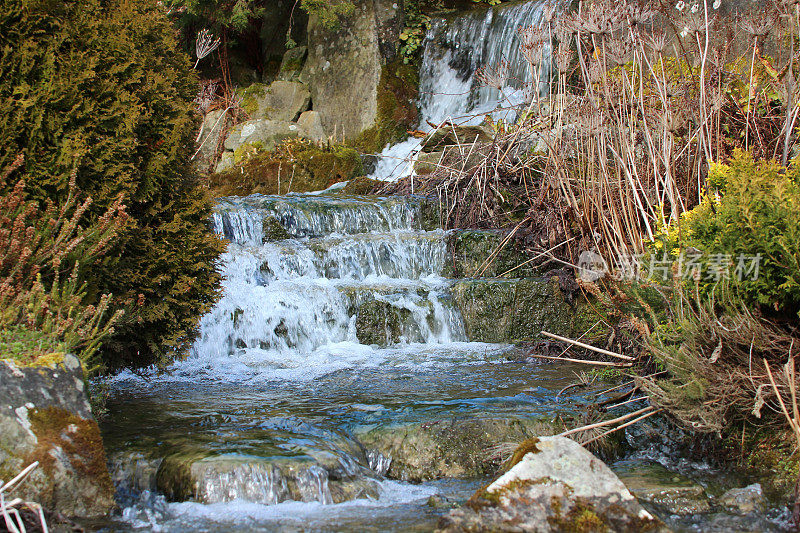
[
  {"x1": 224, "y1": 119, "x2": 300, "y2": 154},
  {"x1": 237, "y1": 81, "x2": 311, "y2": 122},
  {"x1": 279, "y1": 46, "x2": 308, "y2": 81},
  {"x1": 614, "y1": 460, "x2": 710, "y2": 515},
  {"x1": 155, "y1": 453, "x2": 379, "y2": 505},
  {"x1": 451, "y1": 278, "x2": 576, "y2": 343},
  {"x1": 297, "y1": 110, "x2": 327, "y2": 143},
  {"x1": 445, "y1": 229, "x2": 537, "y2": 278},
  {"x1": 719, "y1": 483, "x2": 767, "y2": 514},
  {"x1": 355, "y1": 299, "x2": 416, "y2": 346},
  {"x1": 108, "y1": 451, "x2": 163, "y2": 494},
  {"x1": 262, "y1": 216, "x2": 292, "y2": 242},
  {"x1": 0, "y1": 355, "x2": 115, "y2": 518},
  {"x1": 305, "y1": 0, "x2": 382, "y2": 139},
  {"x1": 359, "y1": 418, "x2": 559, "y2": 482},
  {"x1": 438, "y1": 436, "x2": 664, "y2": 532}
]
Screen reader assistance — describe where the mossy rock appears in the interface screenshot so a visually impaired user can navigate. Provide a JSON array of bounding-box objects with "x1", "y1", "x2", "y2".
[
  {"x1": 359, "y1": 418, "x2": 560, "y2": 482},
  {"x1": 209, "y1": 140, "x2": 363, "y2": 197},
  {"x1": 353, "y1": 60, "x2": 420, "y2": 153},
  {"x1": 439, "y1": 436, "x2": 665, "y2": 532},
  {"x1": 421, "y1": 125, "x2": 494, "y2": 153},
  {"x1": 262, "y1": 216, "x2": 292, "y2": 242},
  {"x1": 341, "y1": 176, "x2": 383, "y2": 195},
  {"x1": 0, "y1": 356, "x2": 114, "y2": 518},
  {"x1": 451, "y1": 278, "x2": 574, "y2": 343},
  {"x1": 355, "y1": 299, "x2": 414, "y2": 346},
  {"x1": 444, "y1": 229, "x2": 538, "y2": 278}
]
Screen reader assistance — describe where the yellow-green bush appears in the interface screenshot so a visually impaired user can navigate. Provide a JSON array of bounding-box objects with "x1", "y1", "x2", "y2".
[
  {"x1": 0, "y1": 0, "x2": 225, "y2": 369},
  {"x1": 652, "y1": 151, "x2": 800, "y2": 319}
]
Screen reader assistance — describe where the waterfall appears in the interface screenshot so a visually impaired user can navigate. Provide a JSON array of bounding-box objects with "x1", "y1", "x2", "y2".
[{"x1": 370, "y1": 0, "x2": 553, "y2": 181}]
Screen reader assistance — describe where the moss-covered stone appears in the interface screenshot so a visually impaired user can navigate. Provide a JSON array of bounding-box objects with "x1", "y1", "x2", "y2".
[
  {"x1": 451, "y1": 278, "x2": 575, "y2": 343},
  {"x1": 359, "y1": 418, "x2": 559, "y2": 482},
  {"x1": 445, "y1": 229, "x2": 538, "y2": 278},
  {"x1": 341, "y1": 176, "x2": 383, "y2": 195},
  {"x1": 209, "y1": 139, "x2": 364, "y2": 197},
  {"x1": 262, "y1": 216, "x2": 292, "y2": 242},
  {"x1": 353, "y1": 60, "x2": 420, "y2": 153},
  {"x1": 438, "y1": 436, "x2": 665, "y2": 533},
  {"x1": 355, "y1": 299, "x2": 414, "y2": 346}
]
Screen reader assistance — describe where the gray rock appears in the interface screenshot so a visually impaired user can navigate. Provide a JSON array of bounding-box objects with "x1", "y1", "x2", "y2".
[
  {"x1": 0, "y1": 355, "x2": 115, "y2": 518},
  {"x1": 445, "y1": 229, "x2": 538, "y2": 279},
  {"x1": 438, "y1": 436, "x2": 664, "y2": 532},
  {"x1": 297, "y1": 110, "x2": 327, "y2": 143},
  {"x1": 194, "y1": 108, "x2": 231, "y2": 173},
  {"x1": 238, "y1": 81, "x2": 311, "y2": 122},
  {"x1": 223, "y1": 119, "x2": 300, "y2": 153},
  {"x1": 305, "y1": 0, "x2": 382, "y2": 139},
  {"x1": 719, "y1": 483, "x2": 767, "y2": 514},
  {"x1": 279, "y1": 46, "x2": 308, "y2": 81},
  {"x1": 214, "y1": 151, "x2": 235, "y2": 173}
]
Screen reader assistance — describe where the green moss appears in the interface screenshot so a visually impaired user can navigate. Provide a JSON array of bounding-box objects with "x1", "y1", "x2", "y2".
[
  {"x1": 505, "y1": 437, "x2": 541, "y2": 470},
  {"x1": 341, "y1": 176, "x2": 382, "y2": 195},
  {"x1": 353, "y1": 61, "x2": 420, "y2": 153},
  {"x1": 236, "y1": 83, "x2": 269, "y2": 116},
  {"x1": 548, "y1": 500, "x2": 608, "y2": 533},
  {"x1": 209, "y1": 139, "x2": 363, "y2": 196},
  {"x1": 355, "y1": 300, "x2": 412, "y2": 346},
  {"x1": 262, "y1": 216, "x2": 291, "y2": 241},
  {"x1": 28, "y1": 406, "x2": 113, "y2": 494}
]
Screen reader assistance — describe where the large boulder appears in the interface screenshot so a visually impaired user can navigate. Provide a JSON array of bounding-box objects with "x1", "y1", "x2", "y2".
[
  {"x1": 238, "y1": 81, "x2": 311, "y2": 122},
  {"x1": 305, "y1": 0, "x2": 400, "y2": 140},
  {"x1": 297, "y1": 110, "x2": 327, "y2": 143},
  {"x1": 0, "y1": 355, "x2": 115, "y2": 518},
  {"x1": 224, "y1": 119, "x2": 300, "y2": 155},
  {"x1": 438, "y1": 436, "x2": 664, "y2": 532}
]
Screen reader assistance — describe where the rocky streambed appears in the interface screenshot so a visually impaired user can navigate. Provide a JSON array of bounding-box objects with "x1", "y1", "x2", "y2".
[{"x1": 84, "y1": 191, "x2": 793, "y2": 532}]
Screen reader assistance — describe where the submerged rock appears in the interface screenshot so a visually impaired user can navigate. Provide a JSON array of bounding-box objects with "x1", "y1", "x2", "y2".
[
  {"x1": 155, "y1": 453, "x2": 380, "y2": 505},
  {"x1": 614, "y1": 460, "x2": 710, "y2": 515},
  {"x1": 438, "y1": 436, "x2": 664, "y2": 532},
  {"x1": 359, "y1": 418, "x2": 559, "y2": 482},
  {"x1": 0, "y1": 355, "x2": 115, "y2": 518}
]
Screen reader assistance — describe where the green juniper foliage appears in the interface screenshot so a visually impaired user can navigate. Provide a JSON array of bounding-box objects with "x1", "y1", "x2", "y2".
[{"x1": 0, "y1": 0, "x2": 225, "y2": 369}]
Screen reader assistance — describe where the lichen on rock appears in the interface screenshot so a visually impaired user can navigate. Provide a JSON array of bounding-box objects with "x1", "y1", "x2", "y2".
[
  {"x1": 0, "y1": 355, "x2": 114, "y2": 518},
  {"x1": 438, "y1": 436, "x2": 665, "y2": 532}
]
